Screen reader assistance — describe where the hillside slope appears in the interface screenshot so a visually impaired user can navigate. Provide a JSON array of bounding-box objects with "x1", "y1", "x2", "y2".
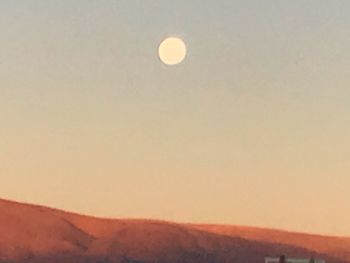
[{"x1": 0, "y1": 199, "x2": 349, "y2": 263}]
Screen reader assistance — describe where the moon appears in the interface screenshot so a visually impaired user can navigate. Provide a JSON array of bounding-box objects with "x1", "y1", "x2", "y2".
[{"x1": 158, "y1": 37, "x2": 187, "y2": 65}]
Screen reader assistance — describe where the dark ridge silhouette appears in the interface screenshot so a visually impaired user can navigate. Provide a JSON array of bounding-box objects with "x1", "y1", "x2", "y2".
[{"x1": 0, "y1": 198, "x2": 349, "y2": 263}]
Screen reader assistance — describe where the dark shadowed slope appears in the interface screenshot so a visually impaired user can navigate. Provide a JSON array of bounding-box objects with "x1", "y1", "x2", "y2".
[
  {"x1": 191, "y1": 224, "x2": 350, "y2": 262},
  {"x1": 0, "y1": 199, "x2": 349, "y2": 263}
]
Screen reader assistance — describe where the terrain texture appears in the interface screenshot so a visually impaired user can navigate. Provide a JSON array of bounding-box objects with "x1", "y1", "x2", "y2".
[{"x1": 0, "y1": 199, "x2": 349, "y2": 263}]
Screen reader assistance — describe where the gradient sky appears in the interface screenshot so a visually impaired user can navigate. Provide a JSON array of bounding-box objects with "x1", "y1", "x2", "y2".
[{"x1": 1, "y1": 1, "x2": 350, "y2": 236}]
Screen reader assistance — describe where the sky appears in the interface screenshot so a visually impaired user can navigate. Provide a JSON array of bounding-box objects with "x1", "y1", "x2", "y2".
[{"x1": 1, "y1": 0, "x2": 350, "y2": 236}]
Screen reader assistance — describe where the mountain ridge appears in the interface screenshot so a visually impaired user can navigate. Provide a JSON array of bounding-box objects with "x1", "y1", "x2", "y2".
[{"x1": 0, "y1": 198, "x2": 349, "y2": 263}]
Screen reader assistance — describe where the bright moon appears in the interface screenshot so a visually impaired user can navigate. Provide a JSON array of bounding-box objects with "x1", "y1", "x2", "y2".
[{"x1": 158, "y1": 37, "x2": 187, "y2": 65}]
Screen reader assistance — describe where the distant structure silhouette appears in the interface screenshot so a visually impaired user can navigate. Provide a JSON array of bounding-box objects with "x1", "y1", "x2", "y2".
[
  {"x1": 279, "y1": 255, "x2": 286, "y2": 263},
  {"x1": 265, "y1": 256, "x2": 325, "y2": 263}
]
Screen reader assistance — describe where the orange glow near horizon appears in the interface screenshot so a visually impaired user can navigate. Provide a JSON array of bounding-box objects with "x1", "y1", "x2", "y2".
[{"x1": 0, "y1": 1, "x2": 349, "y2": 237}]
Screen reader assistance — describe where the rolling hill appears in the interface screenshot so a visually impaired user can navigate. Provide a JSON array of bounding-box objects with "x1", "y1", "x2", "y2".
[{"x1": 0, "y1": 198, "x2": 349, "y2": 263}]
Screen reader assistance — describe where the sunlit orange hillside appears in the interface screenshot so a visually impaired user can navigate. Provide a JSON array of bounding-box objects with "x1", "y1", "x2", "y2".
[{"x1": 0, "y1": 198, "x2": 349, "y2": 263}]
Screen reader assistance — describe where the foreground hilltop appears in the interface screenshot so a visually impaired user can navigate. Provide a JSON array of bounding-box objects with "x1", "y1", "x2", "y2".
[{"x1": 0, "y1": 198, "x2": 349, "y2": 263}]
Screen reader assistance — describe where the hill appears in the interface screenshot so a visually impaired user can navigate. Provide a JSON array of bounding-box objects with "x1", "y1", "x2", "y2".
[{"x1": 0, "y1": 198, "x2": 349, "y2": 263}]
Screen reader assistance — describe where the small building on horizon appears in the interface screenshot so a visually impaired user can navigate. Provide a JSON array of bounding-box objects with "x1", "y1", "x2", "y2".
[{"x1": 265, "y1": 256, "x2": 325, "y2": 263}]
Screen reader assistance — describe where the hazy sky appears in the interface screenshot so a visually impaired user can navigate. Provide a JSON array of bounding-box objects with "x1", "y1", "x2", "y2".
[{"x1": 1, "y1": 1, "x2": 350, "y2": 236}]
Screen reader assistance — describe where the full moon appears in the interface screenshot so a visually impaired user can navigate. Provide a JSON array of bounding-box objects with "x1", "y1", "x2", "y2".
[{"x1": 158, "y1": 37, "x2": 187, "y2": 65}]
